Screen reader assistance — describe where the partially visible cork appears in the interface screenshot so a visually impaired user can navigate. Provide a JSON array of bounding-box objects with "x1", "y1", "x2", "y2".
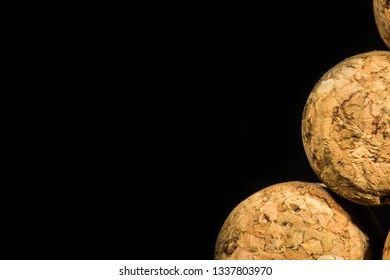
[
  {"x1": 214, "y1": 181, "x2": 371, "y2": 260},
  {"x1": 384, "y1": 230, "x2": 390, "y2": 259},
  {"x1": 302, "y1": 51, "x2": 390, "y2": 206},
  {"x1": 374, "y1": 0, "x2": 390, "y2": 49}
]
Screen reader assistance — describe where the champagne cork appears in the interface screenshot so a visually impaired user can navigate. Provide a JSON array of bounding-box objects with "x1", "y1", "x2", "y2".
[
  {"x1": 302, "y1": 51, "x2": 390, "y2": 205},
  {"x1": 215, "y1": 181, "x2": 372, "y2": 260}
]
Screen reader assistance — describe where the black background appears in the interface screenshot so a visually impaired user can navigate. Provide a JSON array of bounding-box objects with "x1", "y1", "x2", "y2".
[
  {"x1": 2, "y1": 0, "x2": 389, "y2": 260},
  {"x1": 135, "y1": 0, "x2": 390, "y2": 260}
]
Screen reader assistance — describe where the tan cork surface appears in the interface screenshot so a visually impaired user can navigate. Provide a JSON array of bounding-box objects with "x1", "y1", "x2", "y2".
[
  {"x1": 374, "y1": 0, "x2": 390, "y2": 49},
  {"x1": 384, "y1": 230, "x2": 390, "y2": 259},
  {"x1": 302, "y1": 51, "x2": 390, "y2": 205},
  {"x1": 214, "y1": 181, "x2": 370, "y2": 260}
]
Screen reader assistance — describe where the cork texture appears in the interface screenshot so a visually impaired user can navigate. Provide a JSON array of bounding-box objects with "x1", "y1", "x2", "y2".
[
  {"x1": 374, "y1": 0, "x2": 390, "y2": 49},
  {"x1": 302, "y1": 51, "x2": 390, "y2": 205},
  {"x1": 384, "y1": 230, "x2": 390, "y2": 259},
  {"x1": 214, "y1": 181, "x2": 370, "y2": 260}
]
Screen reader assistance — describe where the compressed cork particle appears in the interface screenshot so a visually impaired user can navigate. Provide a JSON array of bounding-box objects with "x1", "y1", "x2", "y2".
[
  {"x1": 384, "y1": 230, "x2": 390, "y2": 259},
  {"x1": 374, "y1": 0, "x2": 390, "y2": 49},
  {"x1": 302, "y1": 51, "x2": 390, "y2": 206},
  {"x1": 214, "y1": 181, "x2": 370, "y2": 260}
]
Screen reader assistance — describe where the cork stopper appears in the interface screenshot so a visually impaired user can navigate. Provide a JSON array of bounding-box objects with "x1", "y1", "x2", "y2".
[
  {"x1": 384, "y1": 230, "x2": 390, "y2": 259},
  {"x1": 302, "y1": 51, "x2": 390, "y2": 205},
  {"x1": 214, "y1": 181, "x2": 370, "y2": 260},
  {"x1": 374, "y1": 0, "x2": 390, "y2": 49}
]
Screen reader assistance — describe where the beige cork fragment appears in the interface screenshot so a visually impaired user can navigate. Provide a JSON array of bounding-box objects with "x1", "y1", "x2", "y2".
[
  {"x1": 214, "y1": 181, "x2": 370, "y2": 260},
  {"x1": 302, "y1": 51, "x2": 390, "y2": 206},
  {"x1": 374, "y1": 0, "x2": 390, "y2": 49},
  {"x1": 384, "y1": 230, "x2": 390, "y2": 259}
]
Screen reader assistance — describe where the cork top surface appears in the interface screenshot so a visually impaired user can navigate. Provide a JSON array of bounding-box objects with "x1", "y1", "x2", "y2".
[
  {"x1": 374, "y1": 0, "x2": 390, "y2": 48},
  {"x1": 215, "y1": 181, "x2": 369, "y2": 260},
  {"x1": 302, "y1": 51, "x2": 390, "y2": 205}
]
